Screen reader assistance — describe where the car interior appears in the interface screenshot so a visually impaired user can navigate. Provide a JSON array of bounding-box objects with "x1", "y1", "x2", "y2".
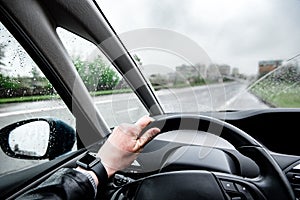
[{"x1": 0, "y1": 0, "x2": 300, "y2": 200}]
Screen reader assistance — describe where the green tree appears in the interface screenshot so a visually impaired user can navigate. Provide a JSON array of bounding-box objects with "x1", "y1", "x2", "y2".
[
  {"x1": 0, "y1": 74, "x2": 20, "y2": 89},
  {"x1": 97, "y1": 64, "x2": 120, "y2": 90},
  {"x1": 73, "y1": 56, "x2": 120, "y2": 91}
]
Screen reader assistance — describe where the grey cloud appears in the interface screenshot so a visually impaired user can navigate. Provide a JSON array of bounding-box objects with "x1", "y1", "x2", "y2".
[{"x1": 99, "y1": 0, "x2": 300, "y2": 74}]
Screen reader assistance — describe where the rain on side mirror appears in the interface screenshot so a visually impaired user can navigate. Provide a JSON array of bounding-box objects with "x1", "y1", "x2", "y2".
[
  {"x1": 8, "y1": 121, "x2": 50, "y2": 157},
  {"x1": 0, "y1": 118, "x2": 76, "y2": 160}
]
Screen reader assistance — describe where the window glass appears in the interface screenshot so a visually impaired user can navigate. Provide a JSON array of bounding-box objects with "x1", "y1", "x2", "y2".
[
  {"x1": 0, "y1": 23, "x2": 75, "y2": 175},
  {"x1": 57, "y1": 28, "x2": 148, "y2": 127},
  {"x1": 97, "y1": 0, "x2": 300, "y2": 112}
]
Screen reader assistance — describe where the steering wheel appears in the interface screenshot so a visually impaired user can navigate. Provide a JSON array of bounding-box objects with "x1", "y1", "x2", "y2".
[{"x1": 111, "y1": 114, "x2": 295, "y2": 200}]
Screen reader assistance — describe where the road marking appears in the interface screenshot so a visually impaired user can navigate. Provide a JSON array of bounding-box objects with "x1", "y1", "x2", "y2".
[
  {"x1": 218, "y1": 94, "x2": 240, "y2": 110},
  {"x1": 116, "y1": 107, "x2": 139, "y2": 114},
  {"x1": 0, "y1": 106, "x2": 67, "y2": 117},
  {"x1": 94, "y1": 99, "x2": 112, "y2": 104},
  {"x1": 94, "y1": 99, "x2": 137, "y2": 105},
  {"x1": 0, "y1": 99, "x2": 136, "y2": 117}
]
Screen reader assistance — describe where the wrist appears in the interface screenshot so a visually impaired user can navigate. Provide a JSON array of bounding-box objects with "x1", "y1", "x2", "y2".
[
  {"x1": 75, "y1": 167, "x2": 99, "y2": 186},
  {"x1": 75, "y1": 167, "x2": 98, "y2": 197},
  {"x1": 76, "y1": 163, "x2": 115, "y2": 184},
  {"x1": 76, "y1": 152, "x2": 108, "y2": 187},
  {"x1": 100, "y1": 161, "x2": 117, "y2": 178}
]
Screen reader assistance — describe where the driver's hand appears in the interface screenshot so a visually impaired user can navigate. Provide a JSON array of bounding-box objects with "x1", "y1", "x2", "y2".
[{"x1": 97, "y1": 116, "x2": 160, "y2": 177}]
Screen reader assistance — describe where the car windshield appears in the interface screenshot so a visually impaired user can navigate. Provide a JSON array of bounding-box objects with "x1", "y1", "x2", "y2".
[{"x1": 96, "y1": 0, "x2": 300, "y2": 113}]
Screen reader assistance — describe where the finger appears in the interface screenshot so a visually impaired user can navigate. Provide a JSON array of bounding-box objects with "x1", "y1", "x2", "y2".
[
  {"x1": 112, "y1": 123, "x2": 139, "y2": 138},
  {"x1": 134, "y1": 127, "x2": 160, "y2": 151},
  {"x1": 135, "y1": 115, "x2": 154, "y2": 130}
]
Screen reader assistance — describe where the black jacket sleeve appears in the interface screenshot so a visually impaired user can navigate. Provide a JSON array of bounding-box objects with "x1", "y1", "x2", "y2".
[{"x1": 16, "y1": 168, "x2": 95, "y2": 200}]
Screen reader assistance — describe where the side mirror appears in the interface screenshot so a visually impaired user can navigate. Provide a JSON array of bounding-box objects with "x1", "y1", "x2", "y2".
[{"x1": 0, "y1": 118, "x2": 76, "y2": 160}]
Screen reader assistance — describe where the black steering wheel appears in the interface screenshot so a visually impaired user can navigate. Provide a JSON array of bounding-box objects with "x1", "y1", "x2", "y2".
[{"x1": 111, "y1": 114, "x2": 295, "y2": 200}]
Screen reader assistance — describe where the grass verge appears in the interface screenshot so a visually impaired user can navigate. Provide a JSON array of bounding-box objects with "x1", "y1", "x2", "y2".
[{"x1": 250, "y1": 80, "x2": 300, "y2": 108}]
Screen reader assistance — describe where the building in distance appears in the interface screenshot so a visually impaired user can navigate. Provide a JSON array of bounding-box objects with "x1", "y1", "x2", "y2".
[{"x1": 258, "y1": 60, "x2": 283, "y2": 77}]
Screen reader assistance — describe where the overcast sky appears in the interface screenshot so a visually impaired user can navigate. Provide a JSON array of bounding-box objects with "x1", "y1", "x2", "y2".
[
  {"x1": 1, "y1": 0, "x2": 300, "y2": 77},
  {"x1": 97, "y1": 0, "x2": 300, "y2": 75}
]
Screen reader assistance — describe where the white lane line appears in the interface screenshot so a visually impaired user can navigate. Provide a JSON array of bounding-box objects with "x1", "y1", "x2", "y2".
[
  {"x1": 0, "y1": 106, "x2": 67, "y2": 117},
  {"x1": 115, "y1": 107, "x2": 139, "y2": 114},
  {"x1": 94, "y1": 98, "x2": 140, "y2": 105},
  {"x1": 0, "y1": 99, "x2": 129, "y2": 117},
  {"x1": 217, "y1": 94, "x2": 240, "y2": 110},
  {"x1": 94, "y1": 100, "x2": 112, "y2": 104}
]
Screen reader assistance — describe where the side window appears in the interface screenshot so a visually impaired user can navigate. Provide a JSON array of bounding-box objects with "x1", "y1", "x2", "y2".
[
  {"x1": 0, "y1": 23, "x2": 75, "y2": 175},
  {"x1": 57, "y1": 28, "x2": 148, "y2": 127}
]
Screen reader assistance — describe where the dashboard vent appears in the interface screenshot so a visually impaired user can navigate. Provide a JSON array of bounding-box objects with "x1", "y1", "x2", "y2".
[{"x1": 286, "y1": 163, "x2": 300, "y2": 199}]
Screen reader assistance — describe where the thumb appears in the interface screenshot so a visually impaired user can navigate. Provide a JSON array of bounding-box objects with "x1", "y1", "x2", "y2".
[
  {"x1": 134, "y1": 127, "x2": 160, "y2": 151},
  {"x1": 135, "y1": 116, "x2": 154, "y2": 130}
]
